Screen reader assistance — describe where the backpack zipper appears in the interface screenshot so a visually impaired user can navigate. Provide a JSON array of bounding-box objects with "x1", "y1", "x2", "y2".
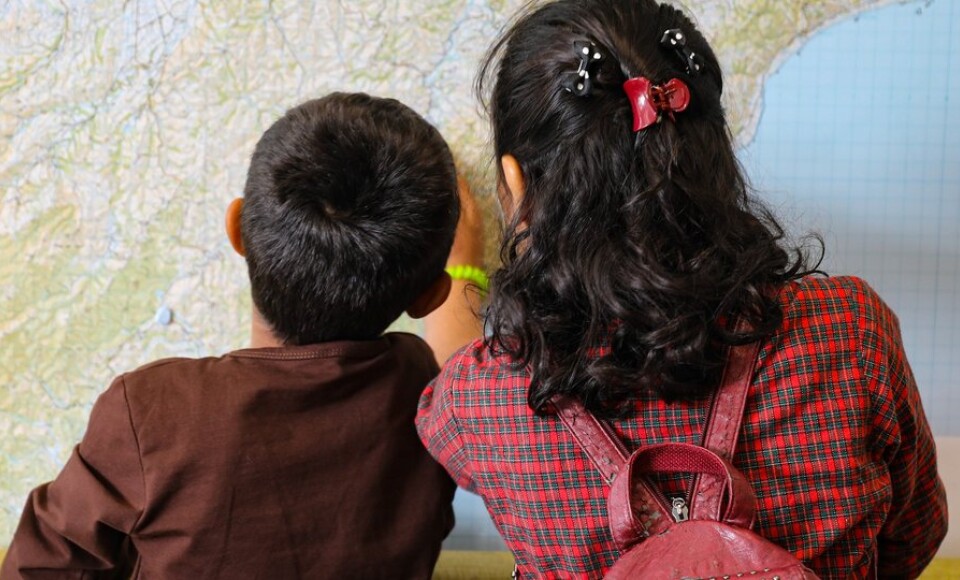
[{"x1": 670, "y1": 496, "x2": 689, "y2": 522}]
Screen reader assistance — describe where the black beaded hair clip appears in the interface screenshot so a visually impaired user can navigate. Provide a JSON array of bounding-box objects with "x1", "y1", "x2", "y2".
[
  {"x1": 562, "y1": 40, "x2": 604, "y2": 96},
  {"x1": 660, "y1": 28, "x2": 703, "y2": 76}
]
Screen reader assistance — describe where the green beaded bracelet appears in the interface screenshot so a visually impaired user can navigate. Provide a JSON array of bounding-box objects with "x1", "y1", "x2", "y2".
[{"x1": 445, "y1": 264, "x2": 490, "y2": 293}]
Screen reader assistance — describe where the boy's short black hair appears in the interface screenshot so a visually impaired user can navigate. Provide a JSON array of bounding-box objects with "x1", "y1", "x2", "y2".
[{"x1": 241, "y1": 93, "x2": 459, "y2": 344}]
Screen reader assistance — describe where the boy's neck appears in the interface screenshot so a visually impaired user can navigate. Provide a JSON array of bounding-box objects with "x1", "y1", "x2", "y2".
[{"x1": 250, "y1": 308, "x2": 284, "y2": 349}]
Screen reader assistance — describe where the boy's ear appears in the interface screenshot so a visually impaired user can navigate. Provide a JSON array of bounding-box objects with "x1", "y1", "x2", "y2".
[
  {"x1": 225, "y1": 198, "x2": 245, "y2": 257},
  {"x1": 499, "y1": 154, "x2": 526, "y2": 219},
  {"x1": 406, "y1": 272, "x2": 452, "y2": 319}
]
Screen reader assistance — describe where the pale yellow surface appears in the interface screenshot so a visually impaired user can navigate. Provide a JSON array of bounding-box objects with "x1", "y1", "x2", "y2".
[{"x1": 0, "y1": 0, "x2": 920, "y2": 545}]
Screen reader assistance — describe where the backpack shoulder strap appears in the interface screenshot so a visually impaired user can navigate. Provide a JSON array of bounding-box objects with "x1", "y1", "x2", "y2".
[
  {"x1": 552, "y1": 395, "x2": 674, "y2": 544},
  {"x1": 690, "y1": 337, "x2": 762, "y2": 522},
  {"x1": 552, "y1": 329, "x2": 763, "y2": 534},
  {"x1": 551, "y1": 395, "x2": 628, "y2": 484},
  {"x1": 553, "y1": 336, "x2": 761, "y2": 472},
  {"x1": 701, "y1": 339, "x2": 762, "y2": 460}
]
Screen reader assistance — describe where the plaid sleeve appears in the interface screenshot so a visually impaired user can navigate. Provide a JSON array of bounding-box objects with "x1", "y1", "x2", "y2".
[
  {"x1": 416, "y1": 346, "x2": 476, "y2": 492},
  {"x1": 855, "y1": 282, "x2": 948, "y2": 577}
]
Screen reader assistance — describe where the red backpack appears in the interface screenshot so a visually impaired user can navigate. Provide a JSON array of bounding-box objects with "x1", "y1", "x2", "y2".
[{"x1": 553, "y1": 340, "x2": 824, "y2": 580}]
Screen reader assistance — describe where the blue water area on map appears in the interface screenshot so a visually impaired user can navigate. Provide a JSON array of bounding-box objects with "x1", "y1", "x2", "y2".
[
  {"x1": 448, "y1": 0, "x2": 960, "y2": 550},
  {"x1": 741, "y1": 0, "x2": 958, "y2": 436}
]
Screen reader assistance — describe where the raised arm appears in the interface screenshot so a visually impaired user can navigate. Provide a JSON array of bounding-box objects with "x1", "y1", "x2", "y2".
[{"x1": 423, "y1": 176, "x2": 486, "y2": 366}]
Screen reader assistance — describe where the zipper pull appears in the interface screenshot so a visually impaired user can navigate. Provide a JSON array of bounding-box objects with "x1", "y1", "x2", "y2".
[{"x1": 671, "y1": 497, "x2": 689, "y2": 522}]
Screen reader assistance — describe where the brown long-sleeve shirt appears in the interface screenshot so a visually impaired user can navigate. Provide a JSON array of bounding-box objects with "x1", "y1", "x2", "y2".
[{"x1": 2, "y1": 333, "x2": 455, "y2": 579}]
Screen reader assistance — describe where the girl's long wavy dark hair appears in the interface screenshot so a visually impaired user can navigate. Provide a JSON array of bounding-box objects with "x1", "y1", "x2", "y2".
[{"x1": 480, "y1": 0, "x2": 822, "y2": 417}]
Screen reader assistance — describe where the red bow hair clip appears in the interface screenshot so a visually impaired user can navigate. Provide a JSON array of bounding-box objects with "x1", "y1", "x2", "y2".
[{"x1": 623, "y1": 77, "x2": 691, "y2": 132}]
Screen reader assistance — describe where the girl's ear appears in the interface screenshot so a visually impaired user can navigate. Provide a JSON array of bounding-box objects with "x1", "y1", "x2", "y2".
[
  {"x1": 499, "y1": 154, "x2": 526, "y2": 220},
  {"x1": 225, "y1": 198, "x2": 245, "y2": 256}
]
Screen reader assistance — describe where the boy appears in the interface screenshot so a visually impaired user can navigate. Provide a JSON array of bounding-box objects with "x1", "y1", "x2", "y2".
[{"x1": 2, "y1": 93, "x2": 477, "y2": 579}]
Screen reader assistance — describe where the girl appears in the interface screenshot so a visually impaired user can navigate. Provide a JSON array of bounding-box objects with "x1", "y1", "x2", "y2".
[{"x1": 418, "y1": 0, "x2": 946, "y2": 577}]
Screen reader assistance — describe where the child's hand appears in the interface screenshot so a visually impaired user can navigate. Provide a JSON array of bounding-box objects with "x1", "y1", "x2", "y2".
[{"x1": 447, "y1": 176, "x2": 485, "y2": 268}]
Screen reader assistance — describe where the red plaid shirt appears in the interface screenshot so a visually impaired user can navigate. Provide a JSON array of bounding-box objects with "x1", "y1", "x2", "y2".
[{"x1": 417, "y1": 276, "x2": 947, "y2": 578}]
